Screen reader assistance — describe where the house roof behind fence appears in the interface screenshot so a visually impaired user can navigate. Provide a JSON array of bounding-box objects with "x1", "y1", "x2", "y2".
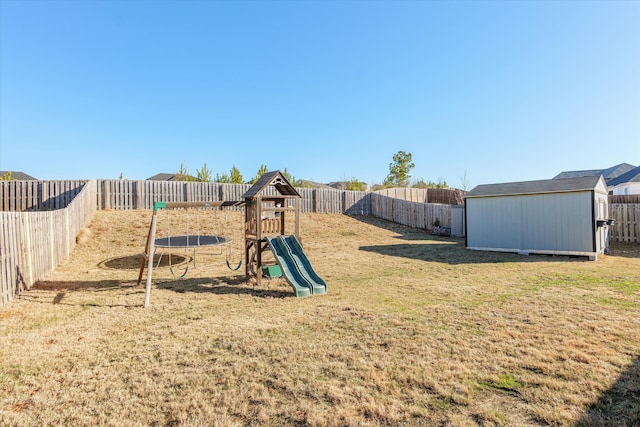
[
  {"x1": 243, "y1": 170, "x2": 301, "y2": 198},
  {"x1": 0, "y1": 171, "x2": 38, "y2": 180},
  {"x1": 553, "y1": 163, "x2": 635, "y2": 182},
  {"x1": 607, "y1": 166, "x2": 640, "y2": 186},
  {"x1": 466, "y1": 176, "x2": 605, "y2": 198},
  {"x1": 147, "y1": 173, "x2": 177, "y2": 181}
]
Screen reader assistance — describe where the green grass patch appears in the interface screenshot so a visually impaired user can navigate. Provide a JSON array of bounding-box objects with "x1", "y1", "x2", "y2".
[
  {"x1": 429, "y1": 396, "x2": 452, "y2": 411},
  {"x1": 477, "y1": 372, "x2": 523, "y2": 394},
  {"x1": 607, "y1": 280, "x2": 640, "y2": 295}
]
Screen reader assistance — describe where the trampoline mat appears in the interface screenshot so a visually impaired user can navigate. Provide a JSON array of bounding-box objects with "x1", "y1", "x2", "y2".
[{"x1": 154, "y1": 235, "x2": 231, "y2": 248}]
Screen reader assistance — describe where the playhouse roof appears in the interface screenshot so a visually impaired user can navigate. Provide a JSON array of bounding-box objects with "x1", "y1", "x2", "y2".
[{"x1": 242, "y1": 170, "x2": 301, "y2": 199}]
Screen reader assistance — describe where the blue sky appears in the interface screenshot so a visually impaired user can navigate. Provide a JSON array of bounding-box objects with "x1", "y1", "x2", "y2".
[{"x1": 1, "y1": 0, "x2": 638, "y2": 188}]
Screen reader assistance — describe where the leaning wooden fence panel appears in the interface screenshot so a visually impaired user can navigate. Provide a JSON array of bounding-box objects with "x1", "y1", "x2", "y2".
[
  {"x1": 344, "y1": 191, "x2": 371, "y2": 216},
  {"x1": 374, "y1": 187, "x2": 466, "y2": 205},
  {"x1": 370, "y1": 193, "x2": 452, "y2": 229},
  {"x1": 0, "y1": 180, "x2": 97, "y2": 307},
  {"x1": 370, "y1": 193, "x2": 392, "y2": 222},
  {"x1": 0, "y1": 180, "x2": 88, "y2": 212}
]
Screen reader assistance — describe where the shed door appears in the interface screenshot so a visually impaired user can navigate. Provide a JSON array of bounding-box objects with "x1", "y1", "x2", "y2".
[{"x1": 596, "y1": 197, "x2": 609, "y2": 254}]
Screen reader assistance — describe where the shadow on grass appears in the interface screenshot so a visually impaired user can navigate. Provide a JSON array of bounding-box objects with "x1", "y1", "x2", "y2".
[
  {"x1": 579, "y1": 356, "x2": 640, "y2": 426},
  {"x1": 24, "y1": 275, "x2": 292, "y2": 308},
  {"x1": 34, "y1": 279, "x2": 137, "y2": 292},
  {"x1": 353, "y1": 215, "x2": 592, "y2": 265},
  {"x1": 350, "y1": 215, "x2": 438, "y2": 240},
  {"x1": 22, "y1": 280, "x2": 139, "y2": 308},
  {"x1": 607, "y1": 242, "x2": 640, "y2": 259},
  {"x1": 357, "y1": 242, "x2": 570, "y2": 265},
  {"x1": 99, "y1": 253, "x2": 191, "y2": 270},
  {"x1": 155, "y1": 276, "x2": 292, "y2": 299}
]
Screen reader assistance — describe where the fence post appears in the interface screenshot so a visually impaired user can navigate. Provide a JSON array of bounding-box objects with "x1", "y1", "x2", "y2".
[
  {"x1": 313, "y1": 189, "x2": 318, "y2": 213},
  {"x1": 103, "y1": 181, "x2": 110, "y2": 209}
]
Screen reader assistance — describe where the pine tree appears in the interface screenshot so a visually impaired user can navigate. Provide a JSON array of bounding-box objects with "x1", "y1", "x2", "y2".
[
  {"x1": 282, "y1": 168, "x2": 297, "y2": 186},
  {"x1": 383, "y1": 151, "x2": 414, "y2": 187},
  {"x1": 196, "y1": 163, "x2": 213, "y2": 182},
  {"x1": 250, "y1": 164, "x2": 269, "y2": 184},
  {"x1": 229, "y1": 165, "x2": 244, "y2": 184}
]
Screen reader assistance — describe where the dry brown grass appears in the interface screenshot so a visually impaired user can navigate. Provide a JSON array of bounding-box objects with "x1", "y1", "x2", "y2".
[{"x1": 1, "y1": 210, "x2": 639, "y2": 426}]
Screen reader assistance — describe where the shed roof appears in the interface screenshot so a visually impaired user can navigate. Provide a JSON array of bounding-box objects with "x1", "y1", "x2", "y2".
[
  {"x1": 466, "y1": 176, "x2": 605, "y2": 199},
  {"x1": 607, "y1": 166, "x2": 640, "y2": 186},
  {"x1": 242, "y1": 170, "x2": 301, "y2": 199}
]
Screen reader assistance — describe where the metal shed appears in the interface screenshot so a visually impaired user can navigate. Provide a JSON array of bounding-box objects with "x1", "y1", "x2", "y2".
[{"x1": 464, "y1": 176, "x2": 610, "y2": 260}]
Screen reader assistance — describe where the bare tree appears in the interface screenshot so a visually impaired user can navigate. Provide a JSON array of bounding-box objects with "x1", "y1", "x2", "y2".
[{"x1": 459, "y1": 170, "x2": 471, "y2": 191}]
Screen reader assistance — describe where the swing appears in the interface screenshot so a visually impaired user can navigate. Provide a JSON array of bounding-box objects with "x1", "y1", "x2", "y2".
[
  {"x1": 156, "y1": 207, "x2": 192, "y2": 279},
  {"x1": 138, "y1": 200, "x2": 247, "y2": 308},
  {"x1": 153, "y1": 204, "x2": 240, "y2": 278},
  {"x1": 222, "y1": 207, "x2": 242, "y2": 271}
]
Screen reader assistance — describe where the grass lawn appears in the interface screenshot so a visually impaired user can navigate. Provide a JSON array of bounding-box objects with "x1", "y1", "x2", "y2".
[{"x1": 1, "y1": 210, "x2": 639, "y2": 426}]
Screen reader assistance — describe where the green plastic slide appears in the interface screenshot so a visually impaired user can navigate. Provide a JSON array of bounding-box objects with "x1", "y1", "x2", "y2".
[{"x1": 265, "y1": 235, "x2": 328, "y2": 297}]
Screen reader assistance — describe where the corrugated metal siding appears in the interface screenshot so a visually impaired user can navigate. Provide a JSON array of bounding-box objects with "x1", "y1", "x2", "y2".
[{"x1": 466, "y1": 191, "x2": 594, "y2": 253}]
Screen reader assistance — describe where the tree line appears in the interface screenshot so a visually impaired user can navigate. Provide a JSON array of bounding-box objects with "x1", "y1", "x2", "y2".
[
  {"x1": 1, "y1": 151, "x2": 466, "y2": 190},
  {"x1": 168, "y1": 163, "x2": 370, "y2": 191},
  {"x1": 140, "y1": 150, "x2": 465, "y2": 191}
]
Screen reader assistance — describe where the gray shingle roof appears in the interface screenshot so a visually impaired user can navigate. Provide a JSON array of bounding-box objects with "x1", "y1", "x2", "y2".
[
  {"x1": 601, "y1": 163, "x2": 636, "y2": 180},
  {"x1": 0, "y1": 171, "x2": 37, "y2": 180},
  {"x1": 147, "y1": 173, "x2": 177, "y2": 181},
  {"x1": 465, "y1": 176, "x2": 604, "y2": 198},
  {"x1": 553, "y1": 163, "x2": 635, "y2": 181},
  {"x1": 607, "y1": 166, "x2": 640, "y2": 186},
  {"x1": 242, "y1": 170, "x2": 301, "y2": 199}
]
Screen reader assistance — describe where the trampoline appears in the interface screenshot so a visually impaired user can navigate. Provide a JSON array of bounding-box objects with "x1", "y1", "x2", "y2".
[
  {"x1": 153, "y1": 234, "x2": 237, "y2": 278},
  {"x1": 154, "y1": 235, "x2": 231, "y2": 248},
  {"x1": 139, "y1": 200, "x2": 245, "y2": 308}
]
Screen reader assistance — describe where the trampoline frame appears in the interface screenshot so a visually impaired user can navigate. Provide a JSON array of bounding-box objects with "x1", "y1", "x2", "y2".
[{"x1": 153, "y1": 235, "x2": 233, "y2": 270}]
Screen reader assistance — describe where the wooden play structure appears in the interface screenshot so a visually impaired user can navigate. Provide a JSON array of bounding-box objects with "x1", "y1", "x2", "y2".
[
  {"x1": 138, "y1": 171, "x2": 326, "y2": 307},
  {"x1": 242, "y1": 170, "x2": 302, "y2": 286}
]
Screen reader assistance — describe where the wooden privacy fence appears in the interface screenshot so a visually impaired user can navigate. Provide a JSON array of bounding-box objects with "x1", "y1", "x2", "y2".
[
  {"x1": 374, "y1": 187, "x2": 466, "y2": 205},
  {"x1": 0, "y1": 180, "x2": 88, "y2": 212},
  {"x1": 3, "y1": 179, "x2": 637, "y2": 307},
  {"x1": 1, "y1": 180, "x2": 97, "y2": 306},
  {"x1": 370, "y1": 193, "x2": 455, "y2": 230},
  {"x1": 0, "y1": 180, "x2": 450, "y2": 218},
  {"x1": 609, "y1": 204, "x2": 640, "y2": 243},
  {"x1": 95, "y1": 181, "x2": 445, "y2": 229},
  {"x1": 609, "y1": 195, "x2": 640, "y2": 204},
  {"x1": 96, "y1": 180, "x2": 372, "y2": 215},
  {"x1": 98, "y1": 180, "x2": 250, "y2": 210}
]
